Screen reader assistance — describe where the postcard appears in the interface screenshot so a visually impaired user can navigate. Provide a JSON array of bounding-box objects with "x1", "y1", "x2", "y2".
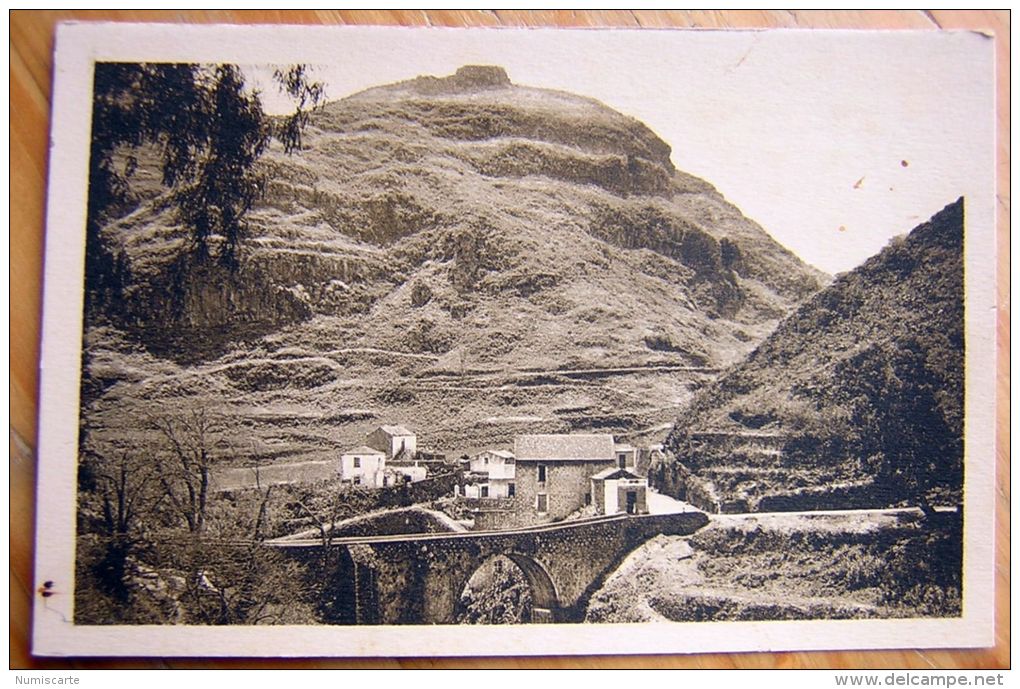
[{"x1": 33, "y1": 22, "x2": 996, "y2": 657}]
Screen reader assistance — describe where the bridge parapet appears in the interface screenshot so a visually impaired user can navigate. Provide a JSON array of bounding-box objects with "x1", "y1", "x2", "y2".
[{"x1": 272, "y1": 510, "x2": 708, "y2": 625}]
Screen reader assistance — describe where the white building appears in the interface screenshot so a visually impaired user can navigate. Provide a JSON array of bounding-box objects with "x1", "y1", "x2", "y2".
[
  {"x1": 386, "y1": 463, "x2": 428, "y2": 486},
  {"x1": 339, "y1": 446, "x2": 387, "y2": 488},
  {"x1": 463, "y1": 449, "x2": 516, "y2": 499},
  {"x1": 591, "y1": 467, "x2": 649, "y2": 515}
]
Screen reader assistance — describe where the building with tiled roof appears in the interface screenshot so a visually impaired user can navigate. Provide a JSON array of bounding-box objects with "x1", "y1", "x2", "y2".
[
  {"x1": 514, "y1": 434, "x2": 616, "y2": 462},
  {"x1": 338, "y1": 445, "x2": 386, "y2": 488},
  {"x1": 463, "y1": 448, "x2": 517, "y2": 500},
  {"x1": 366, "y1": 424, "x2": 417, "y2": 460},
  {"x1": 510, "y1": 434, "x2": 619, "y2": 525}
]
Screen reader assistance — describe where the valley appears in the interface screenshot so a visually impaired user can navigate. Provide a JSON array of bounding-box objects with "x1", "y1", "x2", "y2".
[{"x1": 74, "y1": 63, "x2": 964, "y2": 628}]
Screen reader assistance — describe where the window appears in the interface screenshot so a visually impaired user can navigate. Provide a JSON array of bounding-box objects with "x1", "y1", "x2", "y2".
[
  {"x1": 585, "y1": 492, "x2": 592, "y2": 506},
  {"x1": 508, "y1": 483, "x2": 515, "y2": 497},
  {"x1": 353, "y1": 475, "x2": 361, "y2": 486},
  {"x1": 354, "y1": 456, "x2": 361, "y2": 468},
  {"x1": 618, "y1": 453, "x2": 627, "y2": 468},
  {"x1": 537, "y1": 465, "x2": 546, "y2": 483},
  {"x1": 536, "y1": 493, "x2": 548, "y2": 513},
  {"x1": 481, "y1": 485, "x2": 489, "y2": 498}
]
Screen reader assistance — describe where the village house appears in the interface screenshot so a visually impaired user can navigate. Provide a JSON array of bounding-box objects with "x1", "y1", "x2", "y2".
[
  {"x1": 590, "y1": 466, "x2": 649, "y2": 516},
  {"x1": 339, "y1": 425, "x2": 429, "y2": 489},
  {"x1": 511, "y1": 433, "x2": 621, "y2": 524},
  {"x1": 338, "y1": 445, "x2": 387, "y2": 488},
  {"x1": 613, "y1": 444, "x2": 638, "y2": 470},
  {"x1": 366, "y1": 424, "x2": 417, "y2": 461},
  {"x1": 461, "y1": 449, "x2": 516, "y2": 499}
]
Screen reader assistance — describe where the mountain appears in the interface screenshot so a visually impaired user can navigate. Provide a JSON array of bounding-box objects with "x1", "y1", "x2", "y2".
[
  {"x1": 656, "y1": 199, "x2": 965, "y2": 511},
  {"x1": 84, "y1": 65, "x2": 827, "y2": 459}
]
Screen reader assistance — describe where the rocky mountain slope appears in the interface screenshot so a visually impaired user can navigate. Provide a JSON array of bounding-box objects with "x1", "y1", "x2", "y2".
[
  {"x1": 84, "y1": 65, "x2": 827, "y2": 460},
  {"x1": 586, "y1": 510, "x2": 962, "y2": 622},
  {"x1": 656, "y1": 199, "x2": 965, "y2": 510}
]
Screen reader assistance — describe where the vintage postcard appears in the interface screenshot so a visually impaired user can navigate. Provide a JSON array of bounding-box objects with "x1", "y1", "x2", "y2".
[{"x1": 33, "y1": 23, "x2": 996, "y2": 657}]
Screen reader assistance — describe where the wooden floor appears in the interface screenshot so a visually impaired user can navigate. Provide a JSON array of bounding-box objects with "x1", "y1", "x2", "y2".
[{"x1": 9, "y1": 10, "x2": 1010, "y2": 669}]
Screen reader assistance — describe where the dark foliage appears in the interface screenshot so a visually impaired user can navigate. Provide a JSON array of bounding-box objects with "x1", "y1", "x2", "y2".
[
  {"x1": 84, "y1": 62, "x2": 323, "y2": 310},
  {"x1": 663, "y1": 199, "x2": 965, "y2": 508},
  {"x1": 456, "y1": 556, "x2": 534, "y2": 624}
]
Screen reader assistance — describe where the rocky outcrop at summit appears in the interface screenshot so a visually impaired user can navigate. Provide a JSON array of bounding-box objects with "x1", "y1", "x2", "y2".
[{"x1": 88, "y1": 65, "x2": 829, "y2": 452}]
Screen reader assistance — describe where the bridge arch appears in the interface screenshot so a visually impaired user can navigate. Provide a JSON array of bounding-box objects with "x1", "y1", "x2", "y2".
[
  {"x1": 271, "y1": 510, "x2": 709, "y2": 625},
  {"x1": 453, "y1": 552, "x2": 561, "y2": 623},
  {"x1": 504, "y1": 553, "x2": 559, "y2": 619}
]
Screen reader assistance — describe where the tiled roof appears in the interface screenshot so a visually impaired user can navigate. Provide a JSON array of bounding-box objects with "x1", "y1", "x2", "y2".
[
  {"x1": 343, "y1": 445, "x2": 385, "y2": 456},
  {"x1": 378, "y1": 424, "x2": 414, "y2": 436},
  {"x1": 591, "y1": 467, "x2": 642, "y2": 481},
  {"x1": 479, "y1": 449, "x2": 515, "y2": 459},
  {"x1": 514, "y1": 434, "x2": 615, "y2": 461}
]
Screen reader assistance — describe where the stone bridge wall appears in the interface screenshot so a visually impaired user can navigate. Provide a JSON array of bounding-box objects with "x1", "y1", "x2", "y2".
[{"x1": 278, "y1": 511, "x2": 708, "y2": 625}]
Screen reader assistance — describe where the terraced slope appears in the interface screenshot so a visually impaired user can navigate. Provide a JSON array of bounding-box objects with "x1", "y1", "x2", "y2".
[
  {"x1": 84, "y1": 65, "x2": 827, "y2": 461},
  {"x1": 658, "y1": 199, "x2": 964, "y2": 510}
]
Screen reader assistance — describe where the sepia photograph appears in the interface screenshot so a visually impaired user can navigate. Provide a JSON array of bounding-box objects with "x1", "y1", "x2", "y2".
[{"x1": 24, "y1": 18, "x2": 999, "y2": 661}]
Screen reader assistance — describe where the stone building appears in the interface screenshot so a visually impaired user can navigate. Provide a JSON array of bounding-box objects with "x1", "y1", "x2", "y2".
[
  {"x1": 366, "y1": 424, "x2": 417, "y2": 460},
  {"x1": 612, "y1": 444, "x2": 638, "y2": 470},
  {"x1": 511, "y1": 434, "x2": 618, "y2": 525}
]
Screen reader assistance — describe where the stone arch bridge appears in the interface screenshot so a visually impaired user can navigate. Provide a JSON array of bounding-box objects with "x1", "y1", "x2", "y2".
[{"x1": 269, "y1": 511, "x2": 708, "y2": 624}]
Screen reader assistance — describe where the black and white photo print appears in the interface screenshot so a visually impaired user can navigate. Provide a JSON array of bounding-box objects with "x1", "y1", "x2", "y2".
[{"x1": 32, "y1": 22, "x2": 996, "y2": 658}]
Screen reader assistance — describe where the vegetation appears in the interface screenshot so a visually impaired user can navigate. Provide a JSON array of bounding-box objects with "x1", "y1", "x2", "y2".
[
  {"x1": 456, "y1": 556, "x2": 534, "y2": 624},
  {"x1": 663, "y1": 199, "x2": 965, "y2": 509},
  {"x1": 76, "y1": 405, "x2": 312, "y2": 624},
  {"x1": 76, "y1": 61, "x2": 332, "y2": 623},
  {"x1": 75, "y1": 398, "x2": 462, "y2": 625},
  {"x1": 85, "y1": 62, "x2": 322, "y2": 314}
]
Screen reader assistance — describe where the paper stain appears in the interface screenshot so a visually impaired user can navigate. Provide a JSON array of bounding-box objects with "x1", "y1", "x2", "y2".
[
  {"x1": 853, "y1": 176, "x2": 864, "y2": 189},
  {"x1": 901, "y1": 160, "x2": 910, "y2": 167},
  {"x1": 838, "y1": 225, "x2": 847, "y2": 233}
]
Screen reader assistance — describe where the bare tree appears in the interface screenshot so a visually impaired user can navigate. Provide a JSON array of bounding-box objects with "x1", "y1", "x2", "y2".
[
  {"x1": 150, "y1": 407, "x2": 228, "y2": 534},
  {"x1": 92, "y1": 450, "x2": 161, "y2": 539},
  {"x1": 77, "y1": 440, "x2": 163, "y2": 605}
]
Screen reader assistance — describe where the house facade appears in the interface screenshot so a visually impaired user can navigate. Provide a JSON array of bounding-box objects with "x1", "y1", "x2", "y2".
[
  {"x1": 366, "y1": 425, "x2": 417, "y2": 460},
  {"x1": 338, "y1": 445, "x2": 387, "y2": 488},
  {"x1": 591, "y1": 467, "x2": 649, "y2": 515},
  {"x1": 463, "y1": 449, "x2": 516, "y2": 499},
  {"x1": 386, "y1": 462, "x2": 428, "y2": 486},
  {"x1": 511, "y1": 434, "x2": 618, "y2": 525},
  {"x1": 613, "y1": 444, "x2": 638, "y2": 470}
]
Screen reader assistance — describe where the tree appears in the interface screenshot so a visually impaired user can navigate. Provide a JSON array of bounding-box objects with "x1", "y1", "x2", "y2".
[
  {"x1": 77, "y1": 441, "x2": 162, "y2": 604},
  {"x1": 150, "y1": 407, "x2": 229, "y2": 534},
  {"x1": 85, "y1": 62, "x2": 324, "y2": 309},
  {"x1": 456, "y1": 556, "x2": 533, "y2": 624},
  {"x1": 840, "y1": 339, "x2": 963, "y2": 512}
]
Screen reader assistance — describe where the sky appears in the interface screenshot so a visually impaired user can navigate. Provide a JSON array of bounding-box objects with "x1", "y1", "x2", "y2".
[{"x1": 244, "y1": 27, "x2": 994, "y2": 275}]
